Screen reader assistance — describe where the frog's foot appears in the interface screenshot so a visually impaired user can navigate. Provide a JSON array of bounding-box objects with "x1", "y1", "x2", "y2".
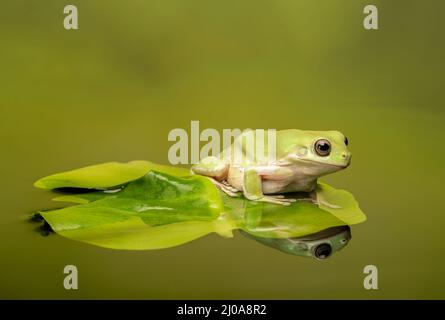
[
  {"x1": 220, "y1": 180, "x2": 239, "y2": 193},
  {"x1": 318, "y1": 200, "x2": 342, "y2": 209},
  {"x1": 208, "y1": 178, "x2": 240, "y2": 197},
  {"x1": 295, "y1": 197, "x2": 342, "y2": 209},
  {"x1": 220, "y1": 185, "x2": 239, "y2": 197},
  {"x1": 259, "y1": 195, "x2": 297, "y2": 206}
]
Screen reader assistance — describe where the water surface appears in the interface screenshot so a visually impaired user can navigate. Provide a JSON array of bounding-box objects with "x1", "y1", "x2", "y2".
[{"x1": 0, "y1": 0, "x2": 444, "y2": 299}]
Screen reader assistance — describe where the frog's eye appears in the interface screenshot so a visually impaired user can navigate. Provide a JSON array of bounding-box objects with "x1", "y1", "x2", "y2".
[
  {"x1": 344, "y1": 136, "x2": 349, "y2": 146},
  {"x1": 314, "y1": 139, "x2": 331, "y2": 156}
]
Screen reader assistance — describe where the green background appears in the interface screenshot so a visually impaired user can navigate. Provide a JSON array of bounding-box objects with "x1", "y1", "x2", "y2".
[{"x1": 1, "y1": 0, "x2": 444, "y2": 299}]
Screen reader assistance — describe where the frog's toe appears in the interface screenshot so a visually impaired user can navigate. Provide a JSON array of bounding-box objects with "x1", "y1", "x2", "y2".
[
  {"x1": 221, "y1": 181, "x2": 238, "y2": 192},
  {"x1": 319, "y1": 201, "x2": 342, "y2": 209},
  {"x1": 267, "y1": 195, "x2": 296, "y2": 202},
  {"x1": 208, "y1": 178, "x2": 238, "y2": 197},
  {"x1": 260, "y1": 196, "x2": 293, "y2": 206},
  {"x1": 221, "y1": 186, "x2": 239, "y2": 197}
]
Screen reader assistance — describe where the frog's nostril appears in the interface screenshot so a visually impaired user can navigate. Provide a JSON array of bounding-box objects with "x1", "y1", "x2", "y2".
[{"x1": 342, "y1": 153, "x2": 352, "y2": 164}]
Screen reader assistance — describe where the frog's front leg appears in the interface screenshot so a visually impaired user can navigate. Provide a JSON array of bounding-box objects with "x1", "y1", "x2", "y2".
[{"x1": 243, "y1": 167, "x2": 296, "y2": 206}]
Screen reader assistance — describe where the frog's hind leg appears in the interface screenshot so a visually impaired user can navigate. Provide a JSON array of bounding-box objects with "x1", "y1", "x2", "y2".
[
  {"x1": 208, "y1": 178, "x2": 240, "y2": 197},
  {"x1": 191, "y1": 156, "x2": 229, "y2": 181}
]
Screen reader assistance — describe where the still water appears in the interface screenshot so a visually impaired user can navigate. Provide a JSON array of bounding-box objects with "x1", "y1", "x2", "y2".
[{"x1": 1, "y1": 1, "x2": 444, "y2": 299}]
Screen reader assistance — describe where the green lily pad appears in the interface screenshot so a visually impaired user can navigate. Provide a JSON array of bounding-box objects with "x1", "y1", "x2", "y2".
[
  {"x1": 35, "y1": 162, "x2": 366, "y2": 250},
  {"x1": 40, "y1": 171, "x2": 228, "y2": 250},
  {"x1": 34, "y1": 160, "x2": 190, "y2": 190}
]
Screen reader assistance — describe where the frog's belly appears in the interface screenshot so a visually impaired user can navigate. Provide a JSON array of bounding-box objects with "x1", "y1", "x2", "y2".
[{"x1": 227, "y1": 166, "x2": 316, "y2": 194}]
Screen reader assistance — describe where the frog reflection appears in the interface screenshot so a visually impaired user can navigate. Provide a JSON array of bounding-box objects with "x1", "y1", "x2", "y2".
[
  {"x1": 225, "y1": 192, "x2": 354, "y2": 260},
  {"x1": 240, "y1": 226, "x2": 351, "y2": 260}
]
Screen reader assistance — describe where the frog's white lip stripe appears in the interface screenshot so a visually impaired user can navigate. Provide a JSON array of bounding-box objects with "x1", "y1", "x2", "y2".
[{"x1": 295, "y1": 158, "x2": 349, "y2": 169}]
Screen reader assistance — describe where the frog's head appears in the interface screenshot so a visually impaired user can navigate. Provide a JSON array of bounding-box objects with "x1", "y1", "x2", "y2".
[{"x1": 277, "y1": 129, "x2": 351, "y2": 176}]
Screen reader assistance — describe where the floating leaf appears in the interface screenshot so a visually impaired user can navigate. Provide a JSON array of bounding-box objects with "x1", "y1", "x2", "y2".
[
  {"x1": 34, "y1": 160, "x2": 190, "y2": 190},
  {"x1": 315, "y1": 182, "x2": 367, "y2": 225},
  {"x1": 40, "y1": 171, "x2": 229, "y2": 250},
  {"x1": 35, "y1": 162, "x2": 366, "y2": 250}
]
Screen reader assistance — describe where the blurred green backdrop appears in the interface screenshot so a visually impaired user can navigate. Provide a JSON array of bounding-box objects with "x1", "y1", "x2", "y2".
[{"x1": 0, "y1": 0, "x2": 444, "y2": 299}]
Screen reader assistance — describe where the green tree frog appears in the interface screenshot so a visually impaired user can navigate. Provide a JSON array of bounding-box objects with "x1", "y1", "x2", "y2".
[{"x1": 191, "y1": 129, "x2": 351, "y2": 206}]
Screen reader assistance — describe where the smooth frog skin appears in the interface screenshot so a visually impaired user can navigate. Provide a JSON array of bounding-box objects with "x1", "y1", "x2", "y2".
[{"x1": 191, "y1": 129, "x2": 351, "y2": 206}]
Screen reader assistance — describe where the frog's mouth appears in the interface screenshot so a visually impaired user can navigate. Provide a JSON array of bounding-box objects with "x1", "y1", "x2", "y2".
[{"x1": 294, "y1": 158, "x2": 350, "y2": 169}]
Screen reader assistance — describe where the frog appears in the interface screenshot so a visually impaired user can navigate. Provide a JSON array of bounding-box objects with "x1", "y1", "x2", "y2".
[{"x1": 191, "y1": 129, "x2": 351, "y2": 206}]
